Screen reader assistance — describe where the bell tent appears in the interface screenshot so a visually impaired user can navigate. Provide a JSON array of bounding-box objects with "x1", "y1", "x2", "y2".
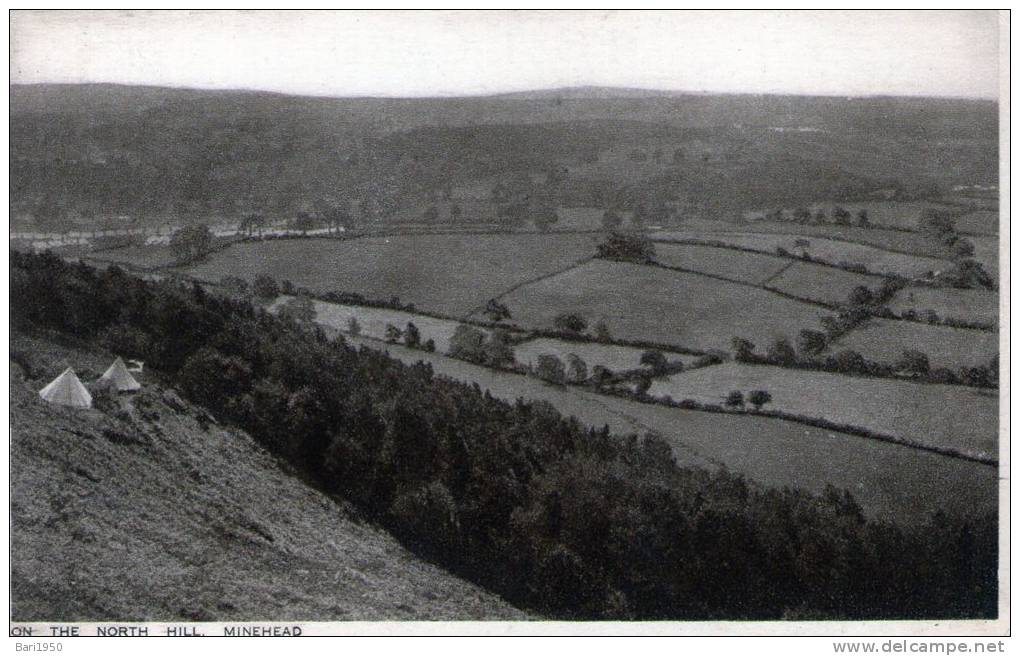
[
  {"x1": 39, "y1": 368, "x2": 93, "y2": 408},
  {"x1": 99, "y1": 357, "x2": 142, "y2": 392}
]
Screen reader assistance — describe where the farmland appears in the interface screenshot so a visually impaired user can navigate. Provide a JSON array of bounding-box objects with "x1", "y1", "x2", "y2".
[
  {"x1": 482, "y1": 259, "x2": 833, "y2": 353},
  {"x1": 346, "y1": 335, "x2": 996, "y2": 525},
  {"x1": 649, "y1": 230, "x2": 952, "y2": 278},
  {"x1": 832, "y1": 318, "x2": 999, "y2": 371},
  {"x1": 648, "y1": 362, "x2": 997, "y2": 462},
  {"x1": 513, "y1": 337, "x2": 693, "y2": 374},
  {"x1": 956, "y1": 210, "x2": 999, "y2": 235},
  {"x1": 889, "y1": 287, "x2": 999, "y2": 326},
  {"x1": 653, "y1": 243, "x2": 790, "y2": 284},
  {"x1": 182, "y1": 233, "x2": 600, "y2": 317},
  {"x1": 766, "y1": 260, "x2": 886, "y2": 306}
]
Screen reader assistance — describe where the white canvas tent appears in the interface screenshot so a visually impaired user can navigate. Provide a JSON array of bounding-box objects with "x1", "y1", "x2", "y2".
[
  {"x1": 99, "y1": 357, "x2": 142, "y2": 392},
  {"x1": 39, "y1": 368, "x2": 92, "y2": 408}
]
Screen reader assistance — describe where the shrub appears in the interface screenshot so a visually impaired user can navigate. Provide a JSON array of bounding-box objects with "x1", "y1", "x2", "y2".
[
  {"x1": 347, "y1": 316, "x2": 361, "y2": 336},
  {"x1": 766, "y1": 338, "x2": 796, "y2": 365},
  {"x1": 448, "y1": 325, "x2": 488, "y2": 363},
  {"x1": 384, "y1": 323, "x2": 402, "y2": 343},
  {"x1": 404, "y1": 322, "x2": 421, "y2": 349},
  {"x1": 639, "y1": 349, "x2": 668, "y2": 372},
  {"x1": 732, "y1": 337, "x2": 756, "y2": 362},
  {"x1": 898, "y1": 350, "x2": 931, "y2": 376},
  {"x1": 748, "y1": 390, "x2": 772, "y2": 411},
  {"x1": 553, "y1": 313, "x2": 588, "y2": 335},
  {"x1": 725, "y1": 391, "x2": 745, "y2": 409},
  {"x1": 595, "y1": 232, "x2": 656, "y2": 264},
  {"x1": 566, "y1": 354, "x2": 589, "y2": 384},
  {"x1": 534, "y1": 354, "x2": 567, "y2": 385}
]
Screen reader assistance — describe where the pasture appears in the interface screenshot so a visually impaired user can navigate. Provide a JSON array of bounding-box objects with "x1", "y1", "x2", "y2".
[
  {"x1": 889, "y1": 287, "x2": 999, "y2": 326},
  {"x1": 270, "y1": 297, "x2": 474, "y2": 354},
  {"x1": 183, "y1": 233, "x2": 600, "y2": 317},
  {"x1": 766, "y1": 260, "x2": 886, "y2": 306},
  {"x1": 653, "y1": 243, "x2": 790, "y2": 285},
  {"x1": 647, "y1": 362, "x2": 998, "y2": 462},
  {"x1": 956, "y1": 210, "x2": 999, "y2": 236},
  {"x1": 832, "y1": 318, "x2": 999, "y2": 371},
  {"x1": 482, "y1": 259, "x2": 832, "y2": 353},
  {"x1": 649, "y1": 230, "x2": 951, "y2": 278},
  {"x1": 347, "y1": 335, "x2": 996, "y2": 525},
  {"x1": 513, "y1": 337, "x2": 693, "y2": 374}
]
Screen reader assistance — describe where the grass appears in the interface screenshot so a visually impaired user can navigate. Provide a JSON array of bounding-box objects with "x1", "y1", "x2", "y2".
[
  {"x1": 889, "y1": 287, "x2": 999, "y2": 326},
  {"x1": 513, "y1": 337, "x2": 693, "y2": 374},
  {"x1": 647, "y1": 361, "x2": 998, "y2": 462},
  {"x1": 766, "y1": 260, "x2": 887, "y2": 306},
  {"x1": 481, "y1": 259, "x2": 833, "y2": 353},
  {"x1": 653, "y1": 243, "x2": 790, "y2": 285},
  {"x1": 832, "y1": 318, "x2": 999, "y2": 371},
  {"x1": 650, "y1": 229, "x2": 952, "y2": 278},
  {"x1": 181, "y1": 233, "x2": 601, "y2": 317},
  {"x1": 10, "y1": 332, "x2": 525, "y2": 621},
  {"x1": 956, "y1": 210, "x2": 999, "y2": 236},
  {"x1": 346, "y1": 334, "x2": 996, "y2": 526}
]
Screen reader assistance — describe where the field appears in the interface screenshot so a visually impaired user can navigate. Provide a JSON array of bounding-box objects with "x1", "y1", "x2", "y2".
[
  {"x1": 482, "y1": 259, "x2": 833, "y2": 352},
  {"x1": 647, "y1": 362, "x2": 998, "y2": 462},
  {"x1": 766, "y1": 260, "x2": 887, "y2": 306},
  {"x1": 270, "y1": 297, "x2": 474, "y2": 354},
  {"x1": 346, "y1": 335, "x2": 996, "y2": 525},
  {"x1": 183, "y1": 233, "x2": 600, "y2": 317},
  {"x1": 968, "y1": 235, "x2": 999, "y2": 282},
  {"x1": 832, "y1": 318, "x2": 999, "y2": 371},
  {"x1": 745, "y1": 201, "x2": 957, "y2": 231},
  {"x1": 650, "y1": 229, "x2": 951, "y2": 278},
  {"x1": 956, "y1": 210, "x2": 999, "y2": 235},
  {"x1": 653, "y1": 243, "x2": 790, "y2": 284},
  {"x1": 889, "y1": 287, "x2": 999, "y2": 326},
  {"x1": 513, "y1": 337, "x2": 693, "y2": 374}
]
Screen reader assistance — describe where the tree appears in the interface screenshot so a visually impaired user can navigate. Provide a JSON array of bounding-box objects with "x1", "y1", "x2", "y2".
[
  {"x1": 168, "y1": 224, "x2": 213, "y2": 264},
  {"x1": 593, "y1": 320, "x2": 612, "y2": 343},
  {"x1": 797, "y1": 329, "x2": 828, "y2": 357},
  {"x1": 405, "y1": 322, "x2": 421, "y2": 349},
  {"x1": 766, "y1": 338, "x2": 796, "y2": 365},
  {"x1": 484, "y1": 329, "x2": 515, "y2": 368},
  {"x1": 725, "y1": 391, "x2": 745, "y2": 409},
  {"x1": 278, "y1": 295, "x2": 316, "y2": 324},
  {"x1": 595, "y1": 232, "x2": 656, "y2": 263},
  {"x1": 898, "y1": 349, "x2": 930, "y2": 376},
  {"x1": 848, "y1": 286, "x2": 874, "y2": 307},
  {"x1": 448, "y1": 325, "x2": 488, "y2": 363},
  {"x1": 591, "y1": 365, "x2": 613, "y2": 389},
  {"x1": 856, "y1": 209, "x2": 871, "y2": 228},
  {"x1": 601, "y1": 209, "x2": 623, "y2": 232},
  {"x1": 793, "y1": 208, "x2": 812, "y2": 223},
  {"x1": 732, "y1": 337, "x2": 756, "y2": 362},
  {"x1": 640, "y1": 349, "x2": 668, "y2": 372},
  {"x1": 952, "y1": 238, "x2": 975, "y2": 259},
  {"x1": 239, "y1": 211, "x2": 265, "y2": 236},
  {"x1": 423, "y1": 205, "x2": 440, "y2": 223},
  {"x1": 347, "y1": 316, "x2": 361, "y2": 336},
  {"x1": 748, "y1": 390, "x2": 772, "y2": 411},
  {"x1": 533, "y1": 205, "x2": 559, "y2": 232},
  {"x1": 833, "y1": 206, "x2": 852, "y2": 225},
  {"x1": 566, "y1": 354, "x2": 588, "y2": 384},
  {"x1": 813, "y1": 209, "x2": 828, "y2": 223},
  {"x1": 553, "y1": 313, "x2": 587, "y2": 335},
  {"x1": 483, "y1": 299, "x2": 512, "y2": 323},
  {"x1": 423, "y1": 338, "x2": 436, "y2": 352},
  {"x1": 833, "y1": 349, "x2": 866, "y2": 373},
  {"x1": 672, "y1": 147, "x2": 686, "y2": 164},
  {"x1": 220, "y1": 275, "x2": 251, "y2": 300},
  {"x1": 384, "y1": 323, "x2": 402, "y2": 343},
  {"x1": 253, "y1": 274, "x2": 280, "y2": 301},
  {"x1": 294, "y1": 211, "x2": 318, "y2": 234},
  {"x1": 450, "y1": 203, "x2": 463, "y2": 221},
  {"x1": 534, "y1": 354, "x2": 566, "y2": 384}
]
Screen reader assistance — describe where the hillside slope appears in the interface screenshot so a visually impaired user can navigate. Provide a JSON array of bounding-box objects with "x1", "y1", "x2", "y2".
[{"x1": 10, "y1": 332, "x2": 526, "y2": 621}]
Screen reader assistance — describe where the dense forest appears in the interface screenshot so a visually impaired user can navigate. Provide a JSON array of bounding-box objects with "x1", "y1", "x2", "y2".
[{"x1": 10, "y1": 251, "x2": 997, "y2": 620}]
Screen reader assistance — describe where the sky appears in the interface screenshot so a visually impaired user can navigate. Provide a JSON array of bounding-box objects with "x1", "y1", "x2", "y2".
[{"x1": 10, "y1": 10, "x2": 1002, "y2": 99}]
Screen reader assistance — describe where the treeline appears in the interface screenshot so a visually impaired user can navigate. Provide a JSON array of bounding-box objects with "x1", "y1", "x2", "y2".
[{"x1": 11, "y1": 251, "x2": 997, "y2": 620}]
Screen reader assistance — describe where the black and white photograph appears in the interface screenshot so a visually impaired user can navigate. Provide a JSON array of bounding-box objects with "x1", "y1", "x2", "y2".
[{"x1": 7, "y1": 8, "x2": 1009, "y2": 640}]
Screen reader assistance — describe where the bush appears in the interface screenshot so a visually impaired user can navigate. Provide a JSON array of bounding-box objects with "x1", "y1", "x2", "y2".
[
  {"x1": 553, "y1": 313, "x2": 588, "y2": 335},
  {"x1": 405, "y1": 322, "x2": 421, "y2": 349},
  {"x1": 766, "y1": 338, "x2": 796, "y2": 365},
  {"x1": 384, "y1": 323, "x2": 402, "y2": 343},
  {"x1": 595, "y1": 232, "x2": 656, "y2": 264},
  {"x1": 898, "y1": 349, "x2": 931, "y2": 376},
  {"x1": 347, "y1": 316, "x2": 361, "y2": 336},
  {"x1": 566, "y1": 354, "x2": 588, "y2": 384},
  {"x1": 725, "y1": 391, "x2": 745, "y2": 409},
  {"x1": 639, "y1": 349, "x2": 668, "y2": 372},
  {"x1": 748, "y1": 390, "x2": 772, "y2": 411},
  {"x1": 534, "y1": 354, "x2": 567, "y2": 385}
]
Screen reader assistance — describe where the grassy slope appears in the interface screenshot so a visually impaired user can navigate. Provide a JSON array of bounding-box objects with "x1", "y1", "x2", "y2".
[
  {"x1": 10, "y1": 332, "x2": 525, "y2": 622},
  {"x1": 832, "y1": 318, "x2": 999, "y2": 371}
]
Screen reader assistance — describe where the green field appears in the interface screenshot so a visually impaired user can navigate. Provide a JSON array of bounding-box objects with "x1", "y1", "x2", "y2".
[
  {"x1": 653, "y1": 243, "x2": 790, "y2": 284},
  {"x1": 889, "y1": 287, "x2": 999, "y2": 326},
  {"x1": 650, "y1": 229, "x2": 951, "y2": 278},
  {"x1": 513, "y1": 337, "x2": 693, "y2": 374},
  {"x1": 648, "y1": 362, "x2": 997, "y2": 462},
  {"x1": 833, "y1": 318, "x2": 999, "y2": 371},
  {"x1": 346, "y1": 335, "x2": 996, "y2": 525},
  {"x1": 183, "y1": 233, "x2": 600, "y2": 317},
  {"x1": 482, "y1": 259, "x2": 832, "y2": 352},
  {"x1": 766, "y1": 260, "x2": 887, "y2": 306},
  {"x1": 956, "y1": 210, "x2": 999, "y2": 235}
]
